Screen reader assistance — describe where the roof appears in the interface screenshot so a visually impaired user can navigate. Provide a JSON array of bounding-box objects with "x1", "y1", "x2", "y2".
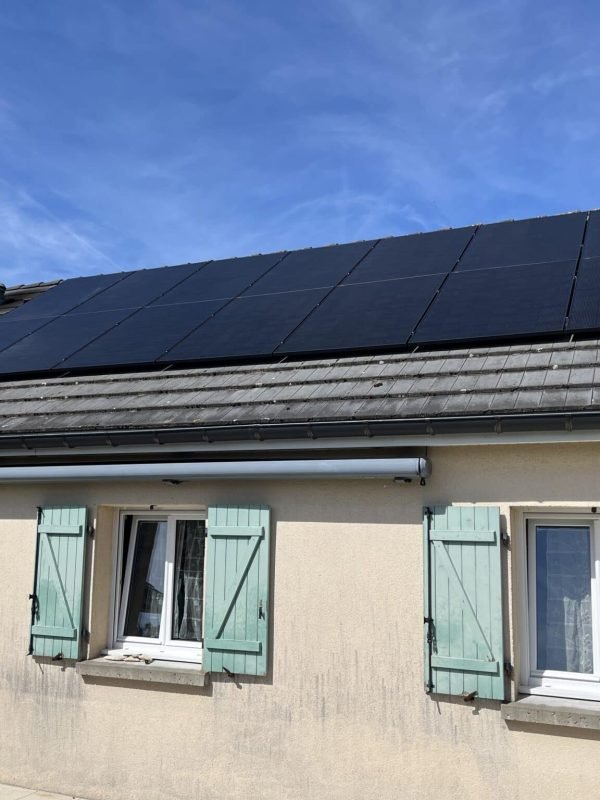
[
  {"x1": 0, "y1": 280, "x2": 61, "y2": 316},
  {"x1": 0, "y1": 336, "x2": 599, "y2": 441},
  {"x1": 0, "y1": 210, "x2": 599, "y2": 380}
]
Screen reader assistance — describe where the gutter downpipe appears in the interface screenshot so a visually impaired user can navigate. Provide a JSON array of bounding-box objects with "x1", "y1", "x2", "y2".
[{"x1": 0, "y1": 457, "x2": 431, "y2": 483}]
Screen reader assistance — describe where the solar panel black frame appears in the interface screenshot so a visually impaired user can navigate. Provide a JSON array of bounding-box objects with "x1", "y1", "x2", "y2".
[
  {"x1": 161, "y1": 288, "x2": 330, "y2": 362},
  {"x1": 242, "y1": 240, "x2": 375, "y2": 295},
  {"x1": 151, "y1": 252, "x2": 286, "y2": 305},
  {"x1": 277, "y1": 274, "x2": 445, "y2": 355},
  {"x1": 566, "y1": 257, "x2": 600, "y2": 331},
  {"x1": 457, "y1": 213, "x2": 586, "y2": 271},
  {"x1": 411, "y1": 261, "x2": 576, "y2": 345},
  {"x1": 61, "y1": 300, "x2": 228, "y2": 369},
  {"x1": 0, "y1": 308, "x2": 135, "y2": 374},
  {"x1": 343, "y1": 225, "x2": 475, "y2": 284},
  {"x1": 5, "y1": 272, "x2": 131, "y2": 321},
  {"x1": 583, "y1": 210, "x2": 600, "y2": 259},
  {"x1": 69, "y1": 262, "x2": 208, "y2": 314}
]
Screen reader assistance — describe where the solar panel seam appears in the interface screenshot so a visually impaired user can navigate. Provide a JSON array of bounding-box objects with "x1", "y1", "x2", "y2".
[
  {"x1": 274, "y1": 239, "x2": 382, "y2": 351},
  {"x1": 454, "y1": 256, "x2": 583, "y2": 273},
  {"x1": 563, "y1": 211, "x2": 591, "y2": 331},
  {"x1": 50, "y1": 261, "x2": 216, "y2": 369},
  {"x1": 0, "y1": 270, "x2": 134, "y2": 357},
  {"x1": 406, "y1": 224, "x2": 481, "y2": 345},
  {"x1": 157, "y1": 250, "x2": 292, "y2": 361},
  {"x1": 332, "y1": 270, "x2": 450, "y2": 289}
]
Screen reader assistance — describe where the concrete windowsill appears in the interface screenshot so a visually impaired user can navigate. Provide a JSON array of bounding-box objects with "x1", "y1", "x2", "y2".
[
  {"x1": 501, "y1": 694, "x2": 600, "y2": 729},
  {"x1": 76, "y1": 657, "x2": 209, "y2": 687}
]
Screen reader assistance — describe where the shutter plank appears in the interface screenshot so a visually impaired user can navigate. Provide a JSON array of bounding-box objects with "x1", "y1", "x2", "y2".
[
  {"x1": 461, "y1": 508, "x2": 478, "y2": 699},
  {"x1": 432, "y1": 506, "x2": 450, "y2": 694},
  {"x1": 474, "y1": 506, "x2": 491, "y2": 699},
  {"x1": 447, "y1": 506, "x2": 464, "y2": 697}
]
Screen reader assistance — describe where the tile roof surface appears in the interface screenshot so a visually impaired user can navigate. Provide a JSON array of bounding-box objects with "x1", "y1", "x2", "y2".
[{"x1": 0, "y1": 337, "x2": 599, "y2": 435}]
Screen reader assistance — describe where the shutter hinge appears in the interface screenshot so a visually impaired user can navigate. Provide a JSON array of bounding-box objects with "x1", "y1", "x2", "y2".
[
  {"x1": 501, "y1": 530, "x2": 510, "y2": 547},
  {"x1": 424, "y1": 616, "x2": 434, "y2": 645},
  {"x1": 504, "y1": 662, "x2": 514, "y2": 678},
  {"x1": 83, "y1": 629, "x2": 91, "y2": 644},
  {"x1": 87, "y1": 524, "x2": 95, "y2": 539}
]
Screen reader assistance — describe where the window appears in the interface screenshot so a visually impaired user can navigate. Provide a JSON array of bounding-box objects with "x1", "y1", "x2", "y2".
[
  {"x1": 521, "y1": 515, "x2": 600, "y2": 700},
  {"x1": 30, "y1": 503, "x2": 271, "y2": 676},
  {"x1": 112, "y1": 512, "x2": 206, "y2": 663}
]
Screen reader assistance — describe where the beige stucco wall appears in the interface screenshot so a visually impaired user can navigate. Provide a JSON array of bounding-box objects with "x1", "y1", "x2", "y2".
[{"x1": 0, "y1": 442, "x2": 600, "y2": 800}]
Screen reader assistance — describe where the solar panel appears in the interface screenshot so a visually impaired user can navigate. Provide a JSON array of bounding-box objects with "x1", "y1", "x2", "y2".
[
  {"x1": 242, "y1": 241, "x2": 375, "y2": 295},
  {"x1": 152, "y1": 252, "x2": 286, "y2": 306},
  {"x1": 0, "y1": 309, "x2": 135, "y2": 374},
  {"x1": 567, "y1": 257, "x2": 600, "y2": 331},
  {"x1": 69, "y1": 262, "x2": 208, "y2": 314},
  {"x1": 5, "y1": 272, "x2": 130, "y2": 321},
  {"x1": 61, "y1": 300, "x2": 227, "y2": 368},
  {"x1": 343, "y1": 226, "x2": 475, "y2": 284},
  {"x1": 458, "y1": 213, "x2": 586, "y2": 271},
  {"x1": 1, "y1": 211, "x2": 600, "y2": 378},
  {"x1": 0, "y1": 317, "x2": 53, "y2": 353},
  {"x1": 583, "y1": 210, "x2": 600, "y2": 258},
  {"x1": 161, "y1": 288, "x2": 329, "y2": 362},
  {"x1": 277, "y1": 274, "x2": 444, "y2": 355},
  {"x1": 412, "y1": 261, "x2": 576, "y2": 344}
]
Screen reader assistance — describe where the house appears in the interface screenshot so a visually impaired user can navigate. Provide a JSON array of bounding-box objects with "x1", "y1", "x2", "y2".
[{"x1": 1, "y1": 210, "x2": 600, "y2": 800}]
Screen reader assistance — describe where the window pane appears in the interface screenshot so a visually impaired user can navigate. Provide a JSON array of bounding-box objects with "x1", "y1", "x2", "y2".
[
  {"x1": 172, "y1": 520, "x2": 205, "y2": 642},
  {"x1": 535, "y1": 525, "x2": 593, "y2": 673},
  {"x1": 124, "y1": 520, "x2": 167, "y2": 638}
]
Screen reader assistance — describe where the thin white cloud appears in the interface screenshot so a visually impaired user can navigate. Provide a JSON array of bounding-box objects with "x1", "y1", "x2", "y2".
[{"x1": 0, "y1": 181, "x2": 121, "y2": 285}]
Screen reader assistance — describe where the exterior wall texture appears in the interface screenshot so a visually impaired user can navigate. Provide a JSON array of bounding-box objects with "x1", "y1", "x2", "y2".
[{"x1": 0, "y1": 442, "x2": 600, "y2": 799}]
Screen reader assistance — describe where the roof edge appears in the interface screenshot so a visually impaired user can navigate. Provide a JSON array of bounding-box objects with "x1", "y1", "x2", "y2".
[{"x1": 1, "y1": 410, "x2": 600, "y2": 451}]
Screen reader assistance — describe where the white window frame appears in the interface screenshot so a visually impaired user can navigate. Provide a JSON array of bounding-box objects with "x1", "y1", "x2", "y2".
[
  {"x1": 108, "y1": 509, "x2": 207, "y2": 664},
  {"x1": 519, "y1": 512, "x2": 600, "y2": 700}
]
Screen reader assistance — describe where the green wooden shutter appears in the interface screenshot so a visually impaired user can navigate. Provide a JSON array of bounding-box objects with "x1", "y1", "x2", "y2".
[
  {"x1": 204, "y1": 505, "x2": 270, "y2": 677},
  {"x1": 423, "y1": 505, "x2": 504, "y2": 700},
  {"x1": 30, "y1": 506, "x2": 88, "y2": 660}
]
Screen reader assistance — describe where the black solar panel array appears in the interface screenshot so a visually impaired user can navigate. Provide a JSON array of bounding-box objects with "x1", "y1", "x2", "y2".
[{"x1": 0, "y1": 210, "x2": 596, "y2": 376}]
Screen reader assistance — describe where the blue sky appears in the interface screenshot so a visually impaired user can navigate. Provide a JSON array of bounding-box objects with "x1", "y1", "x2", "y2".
[{"x1": 1, "y1": 0, "x2": 599, "y2": 285}]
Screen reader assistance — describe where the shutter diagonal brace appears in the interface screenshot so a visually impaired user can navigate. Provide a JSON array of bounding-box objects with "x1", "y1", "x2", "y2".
[
  {"x1": 41, "y1": 534, "x2": 77, "y2": 635},
  {"x1": 210, "y1": 527, "x2": 264, "y2": 641},
  {"x1": 432, "y1": 539, "x2": 495, "y2": 663}
]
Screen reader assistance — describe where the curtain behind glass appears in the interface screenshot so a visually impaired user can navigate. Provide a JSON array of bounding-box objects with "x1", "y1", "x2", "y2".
[
  {"x1": 172, "y1": 520, "x2": 205, "y2": 641},
  {"x1": 535, "y1": 526, "x2": 593, "y2": 673},
  {"x1": 124, "y1": 520, "x2": 167, "y2": 638}
]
